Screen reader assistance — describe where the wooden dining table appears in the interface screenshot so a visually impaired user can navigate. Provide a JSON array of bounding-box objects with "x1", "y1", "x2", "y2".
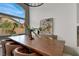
[{"x1": 8, "y1": 35, "x2": 65, "y2": 56}]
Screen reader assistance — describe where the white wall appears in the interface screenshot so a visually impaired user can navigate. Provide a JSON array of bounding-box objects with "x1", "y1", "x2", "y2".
[
  {"x1": 77, "y1": 4, "x2": 79, "y2": 24},
  {"x1": 30, "y1": 3, "x2": 77, "y2": 53}
]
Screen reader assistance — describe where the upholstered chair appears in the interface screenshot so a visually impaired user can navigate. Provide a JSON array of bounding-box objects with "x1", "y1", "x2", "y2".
[
  {"x1": 5, "y1": 41, "x2": 21, "y2": 56},
  {"x1": 1, "y1": 39, "x2": 13, "y2": 56}
]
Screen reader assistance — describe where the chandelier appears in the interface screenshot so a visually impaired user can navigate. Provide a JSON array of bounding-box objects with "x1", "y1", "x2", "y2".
[{"x1": 24, "y1": 3, "x2": 43, "y2": 7}]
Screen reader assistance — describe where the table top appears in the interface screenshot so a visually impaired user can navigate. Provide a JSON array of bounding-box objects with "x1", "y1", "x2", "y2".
[{"x1": 9, "y1": 35, "x2": 65, "y2": 56}]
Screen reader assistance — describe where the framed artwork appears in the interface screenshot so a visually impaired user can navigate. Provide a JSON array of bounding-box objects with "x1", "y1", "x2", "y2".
[{"x1": 40, "y1": 18, "x2": 54, "y2": 35}]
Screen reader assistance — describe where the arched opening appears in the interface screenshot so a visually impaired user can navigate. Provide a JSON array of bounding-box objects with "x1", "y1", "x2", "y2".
[{"x1": 0, "y1": 3, "x2": 29, "y2": 36}]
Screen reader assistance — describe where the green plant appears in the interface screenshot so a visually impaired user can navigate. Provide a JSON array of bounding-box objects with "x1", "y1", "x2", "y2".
[
  {"x1": 0, "y1": 20, "x2": 19, "y2": 35},
  {"x1": 10, "y1": 22, "x2": 19, "y2": 34}
]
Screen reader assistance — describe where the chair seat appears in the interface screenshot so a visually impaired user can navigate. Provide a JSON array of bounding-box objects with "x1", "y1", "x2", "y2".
[{"x1": 13, "y1": 47, "x2": 39, "y2": 56}]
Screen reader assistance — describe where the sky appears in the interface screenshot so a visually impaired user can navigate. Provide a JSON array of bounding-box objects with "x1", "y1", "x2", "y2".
[
  {"x1": 0, "y1": 3, "x2": 25, "y2": 23},
  {"x1": 0, "y1": 3, "x2": 25, "y2": 18}
]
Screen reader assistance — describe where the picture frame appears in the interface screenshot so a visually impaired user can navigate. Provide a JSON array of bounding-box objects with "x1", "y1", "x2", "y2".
[{"x1": 40, "y1": 18, "x2": 54, "y2": 35}]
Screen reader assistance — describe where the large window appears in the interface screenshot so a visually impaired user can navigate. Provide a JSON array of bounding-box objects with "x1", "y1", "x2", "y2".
[{"x1": 0, "y1": 3, "x2": 29, "y2": 36}]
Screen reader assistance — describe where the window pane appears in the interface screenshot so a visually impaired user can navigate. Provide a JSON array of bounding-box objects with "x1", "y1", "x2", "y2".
[{"x1": 0, "y1": 3, "x2": 25, "y2": 36}]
